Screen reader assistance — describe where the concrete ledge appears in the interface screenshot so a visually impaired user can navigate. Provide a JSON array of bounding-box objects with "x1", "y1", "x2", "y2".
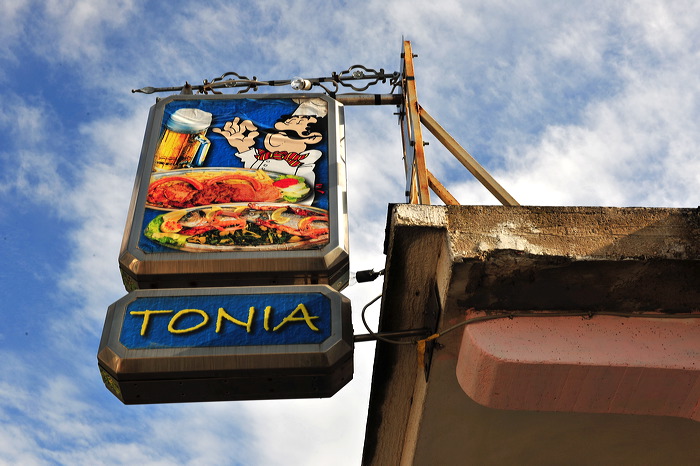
[
  {"x1": 446, "y1": 205, "x2": 700, "y2": 261},
  {"x1": 447, "y1": 207, "x2": 700, "y2": 312}
]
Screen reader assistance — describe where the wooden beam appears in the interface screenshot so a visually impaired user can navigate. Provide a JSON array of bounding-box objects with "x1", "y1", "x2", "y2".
[
  {"x1": 418, "y1": 106, "x2": 520, "y2": 206},
  {"x1": 401, "y1": 41, "x2": 431, "y2": 204},
  {"x1": 427, "y1": 170, "x2": 460, "y2": 205}
]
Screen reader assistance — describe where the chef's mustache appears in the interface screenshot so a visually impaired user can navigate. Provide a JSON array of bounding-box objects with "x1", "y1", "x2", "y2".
[{"x1": 243, "y1": 127, "x2": 318, "y2": 140}]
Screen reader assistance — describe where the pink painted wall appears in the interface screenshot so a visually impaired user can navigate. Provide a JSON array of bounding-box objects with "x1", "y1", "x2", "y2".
[{"x1": 456, "y1": 312, "x2": 700, "y2": 421}]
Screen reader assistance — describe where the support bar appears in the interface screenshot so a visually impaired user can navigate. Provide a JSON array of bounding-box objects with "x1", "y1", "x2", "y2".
[
  {"x1": 419, "y1": 106, "x2": 520, "y2": 206},
  {"x1": 336, "y1": 93, "x2": 402, "y2": 106},
  {"x1": 400, "y1": 41, "x2": 431, "y2": 204},
  {"x1": 427, "y1": 170, "x2": 460, "y2": 205}
]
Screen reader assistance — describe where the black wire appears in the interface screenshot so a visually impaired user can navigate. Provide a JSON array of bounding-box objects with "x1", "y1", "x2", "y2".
[
  {"x1": 360, "y1": 305, "x2": 700, "y2": 347},
  {"x1": 360, "y1": 294, "x2": 415, "y2": 345},
  {"x1": 435, "y1": 310, "x2": 700, "y2": 341}
]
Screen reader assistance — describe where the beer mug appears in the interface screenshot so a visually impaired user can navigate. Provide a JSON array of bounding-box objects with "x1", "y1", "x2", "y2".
[{"x1": 152, "y1": 108, "x2": 213, "y2": 171}]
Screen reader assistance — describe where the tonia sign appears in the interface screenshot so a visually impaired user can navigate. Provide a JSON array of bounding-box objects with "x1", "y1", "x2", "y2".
[
  {"x1": 120, "y1": 293, "x2": 331, "y2": 348},
  {"x1": 102, "y1": 93, "x2": 353, "y2": 405},
  {"x1": 98, "y1": 286, "x2": 353, "y2": 404}
]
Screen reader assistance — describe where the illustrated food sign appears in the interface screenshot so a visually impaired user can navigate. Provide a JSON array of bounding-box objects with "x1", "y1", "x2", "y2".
[
  {"x1": 119, "y1": 94, "x2": 349, "y2": 291},
  {"x1": 98, "y1": 286, "x2": 353, "y2": 404}
]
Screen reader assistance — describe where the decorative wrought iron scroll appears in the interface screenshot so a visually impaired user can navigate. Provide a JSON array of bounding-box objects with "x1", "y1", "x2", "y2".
[
  {"x1": 131, "y1": 41, "x2": 519, "y2": 207},
  {"x1": 132, "y1": 65, "x2": 401, "y2": 97}
]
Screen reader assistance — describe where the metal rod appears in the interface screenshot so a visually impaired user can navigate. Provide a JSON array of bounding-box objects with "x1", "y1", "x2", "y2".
[
  {"x1": 132, "y1": 80, "x2": 274, "y2": 94},
  {"x1": 132, "y1": 67, "x2": 401, "y2": 96},
  {"x1": 335, "y1": 93, "x2": 402, "y2": 106}
]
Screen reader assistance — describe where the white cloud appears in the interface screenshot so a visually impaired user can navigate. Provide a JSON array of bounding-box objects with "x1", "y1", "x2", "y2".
[
  {"x1": 0, "y1": 425, "x2": 47, "y2": 466},
  {"x1": 409, "y1": 1, "x2": 700, "y2": 209},
  {"x1": 242, "y1": 339, "x2": 377, "y2": 466},
  {"x1": 623, "y1": 0, "x2": 700, "y2": 55},
  {"x1": 0, "y1": 0, "x2": 31, "y2": 62},
  {"x1": 495, "y1": 29, "x2": 700, "y2": 207},
  {"x1": 0, "y1": 95, "x2": 68, "y2": 204},
  {"x1": 3, "y1": 1, "x2": 700, "y2": 465},
  {"x1": 39, "y1": 0, "x2": 138, "y2": 62}
]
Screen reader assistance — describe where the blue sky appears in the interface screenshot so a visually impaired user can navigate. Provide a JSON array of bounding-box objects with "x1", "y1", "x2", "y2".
[{"x1": 1, "y1": 0, "x2": 699, "y2": 464}]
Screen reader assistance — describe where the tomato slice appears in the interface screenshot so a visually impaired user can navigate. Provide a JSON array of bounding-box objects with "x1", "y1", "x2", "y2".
[{"x1": 272, "y1": 178, "x2": 299, "y2": 188}]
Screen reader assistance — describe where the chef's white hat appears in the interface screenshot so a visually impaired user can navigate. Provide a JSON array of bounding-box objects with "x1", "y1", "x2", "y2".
[{"x1": 292, "y1": 97, "x2": 328, "y2": 118}]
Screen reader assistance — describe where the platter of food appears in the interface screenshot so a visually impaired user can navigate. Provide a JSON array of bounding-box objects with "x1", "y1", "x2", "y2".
[
  {"x1": 146, "y1": 168, "x2": 311, "y2": 210},
  {"x1": 144, "y1": 203, "x2": 329, "y2": 252}
]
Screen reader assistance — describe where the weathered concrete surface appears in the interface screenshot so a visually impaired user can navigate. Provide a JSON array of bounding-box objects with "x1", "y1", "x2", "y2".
[
  {"x1": 363, "y1": 204, "x2": 700, "y2": 466},
  {"x1": 446, "y1": 205, "x2": 700, "y2": 312},
  {"x1": 447, "y1": 205, "x2": 700, "y2": 260}
]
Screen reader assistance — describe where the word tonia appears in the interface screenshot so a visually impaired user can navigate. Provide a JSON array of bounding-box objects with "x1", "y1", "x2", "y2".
[{"x1": 129, "y1": 303, "x2": 320, "y2": 336}]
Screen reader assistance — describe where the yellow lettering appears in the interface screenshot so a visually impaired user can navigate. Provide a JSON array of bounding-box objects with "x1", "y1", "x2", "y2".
[
  {"x1": 273, "y1": 303, "x2": 320, "y2": 332},
  {"x1": 167, "y1": 309, "x2": 209, "y2": 334},
  {"x1": 216, "y1": 307, "x2": 255, "y2": 333},
  {"x1": 130, "y1": 310, "x2": 173, "y2": 336},
  {"x1": 263, "y1": 306, "x2": 272, "y2": 331}
]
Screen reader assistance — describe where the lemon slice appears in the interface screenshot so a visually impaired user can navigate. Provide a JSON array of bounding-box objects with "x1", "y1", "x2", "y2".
[
  {"x1": 298, "y1": 216, "x2": 312, "y2": 230},
  {"x1": 271, "y1": 207, "x2": 290, "y2": 224},
  {"x1": 205, "y1": 206, "x2": 223, "y2": 220},
  {"x1": 162, "y1": 210, "x2": 186, "y2": 223}
]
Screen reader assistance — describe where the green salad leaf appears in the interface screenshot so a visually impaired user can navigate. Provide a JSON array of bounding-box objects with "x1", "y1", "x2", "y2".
[
  {"x1": 144, "y1": 215, "x2": 188, "y2": 247},
  {"x1": 275, "y1": 175, "x2": 311, "y2": 202}
]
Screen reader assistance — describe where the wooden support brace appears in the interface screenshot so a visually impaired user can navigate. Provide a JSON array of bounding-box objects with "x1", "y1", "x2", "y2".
[
  {"x1": 401, "y1": 41, "x2": 431, "y2": 205},
  {"x1": 418, "y1": 106, "x2": 520, "y2": 207},
  {"x1": 427, "y1": 170, "x2": 460, "y2": 205}
]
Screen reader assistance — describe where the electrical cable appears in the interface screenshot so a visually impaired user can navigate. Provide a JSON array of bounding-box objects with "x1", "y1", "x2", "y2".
[
  {"x1": 359, "y1": 294, "x2": 700, "y2": 372},
  {"x1": 359, "y1": 295, "x2": 700, "y2": 371},
  {"x1": 359, "y1": 306, "x2": 700, "y2": 347},
  {"x1": 360, "y1": 294, "x2": 417, "y2": 345},
  {"x1": 435, "y1": 309, "x2": 700, "y2": 341},
  {"x1": 413, "y1": 310, "x2": 700, "y2": 369}
]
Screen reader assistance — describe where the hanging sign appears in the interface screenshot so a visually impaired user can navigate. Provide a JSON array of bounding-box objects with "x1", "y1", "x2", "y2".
[
  {"x1": 97, "y1": 285, "x2": 353, "y2": 404},
  {"x1": 119, "y1": 93, "x2": 348, "y2": 291}
]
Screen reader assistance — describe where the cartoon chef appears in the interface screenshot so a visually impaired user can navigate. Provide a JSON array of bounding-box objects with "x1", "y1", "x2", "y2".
[{"x1": 212, "y1": 98, "x2": 327, "y2": 203}]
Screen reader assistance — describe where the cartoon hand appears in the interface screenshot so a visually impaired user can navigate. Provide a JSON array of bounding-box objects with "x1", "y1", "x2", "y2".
[{"x1": 212, "y1": 117, "x2": 259, "y2": 152}]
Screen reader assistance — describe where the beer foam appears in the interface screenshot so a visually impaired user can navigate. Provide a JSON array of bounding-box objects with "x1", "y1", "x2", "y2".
[{"x1": 168, "y1": 108, "x2": 213, "y2": 133}]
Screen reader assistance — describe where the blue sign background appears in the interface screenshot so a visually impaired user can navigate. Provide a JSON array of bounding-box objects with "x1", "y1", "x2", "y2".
[
  {"x1": 138, "y1": 97, "x2": 331, "y2": 254},
  {"x1": 120, "y1": 293, "x2": 332, "y2": 349}
]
